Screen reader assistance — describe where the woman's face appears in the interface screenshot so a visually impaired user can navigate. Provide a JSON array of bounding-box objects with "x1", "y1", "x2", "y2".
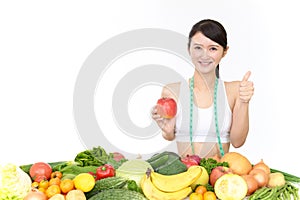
[{"x1": 189, "y1": 32, "x2": 227, "y2": 75}]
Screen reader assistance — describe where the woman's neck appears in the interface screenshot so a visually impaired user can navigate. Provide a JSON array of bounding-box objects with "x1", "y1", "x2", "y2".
[{"x1": 193, "y1": 71, "x2": 216, "y2": 91}]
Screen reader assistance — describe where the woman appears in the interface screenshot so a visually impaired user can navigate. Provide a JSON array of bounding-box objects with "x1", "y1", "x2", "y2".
[{"x1": 152, "y1": 19, "x2": 254, "y2": 159}]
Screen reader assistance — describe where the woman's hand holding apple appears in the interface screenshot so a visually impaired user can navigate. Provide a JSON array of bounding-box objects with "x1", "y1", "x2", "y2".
[{"x1": 151, "y1": 97, "x2": 177, "y2": 137}]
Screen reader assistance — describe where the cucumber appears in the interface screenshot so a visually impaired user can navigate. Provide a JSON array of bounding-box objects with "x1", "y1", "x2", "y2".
[
  {"x1": 85, "y1": 176, "x2": 128, "y2": 198},
  {"x1": 88, "y1": 189, "x2": 147, "y2": 200}
]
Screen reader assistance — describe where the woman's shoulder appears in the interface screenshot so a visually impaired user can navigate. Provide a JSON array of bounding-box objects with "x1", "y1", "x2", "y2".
[{"x1": 162, "y1": 82, "x2": 182, "y2": 100}]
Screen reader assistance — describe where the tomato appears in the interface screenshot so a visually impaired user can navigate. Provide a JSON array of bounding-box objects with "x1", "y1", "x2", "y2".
[
  {"x1": 203, "y1": 191, "x2": 217, "y2": 200},
  {"x1": 39, "y1": 179, "x2": 49, "y2": 189},
  {"x1": 195, "y1": 185, "x2": 207, "y2": 195},
  {"x1": 45, "y1": 185, "x2": 61, "y2": 198},
  {"x1": 49, "y1": 177, "x2": 61, "y2": 186},
  {"x1": 51, "y1": 171, "x2": 63, "y2": 179},
  {"x1": 30, "y1": 162, "x2": 52, "y2": 182},
  {"x1": 31, "y1": 181, "x2": 39, "y2": 189},
  {"x1": 60, "y1": 179, "x2": 74, "y2": 193},
  {"x1": 34, "y1": 175, "x2": 47, "y2": 183},
  {"x1": 189, "y1": 192, "x2": 203, "y2": 200}
]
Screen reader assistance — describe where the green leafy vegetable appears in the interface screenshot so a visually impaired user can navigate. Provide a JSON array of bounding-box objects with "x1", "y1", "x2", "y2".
[
  {"x1": 74, "y1": 146, "x2": 109, "y2": 166},
  {"x1": 60, "y1": 164, "x2": 98, "y2": 177}
]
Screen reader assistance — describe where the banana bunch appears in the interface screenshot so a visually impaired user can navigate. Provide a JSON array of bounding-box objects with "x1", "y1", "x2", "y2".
[{"x1": 141, "y1": 166, "x2": 202, "y2": 200}]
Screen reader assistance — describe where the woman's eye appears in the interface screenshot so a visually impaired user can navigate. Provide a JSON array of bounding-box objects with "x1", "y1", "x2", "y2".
[
  {"x1": 210, "y1": 47, "x2": 218, "y2": 51},
  {"x1": 194, "y1": 46, "x2": 201, "y2": 50}
]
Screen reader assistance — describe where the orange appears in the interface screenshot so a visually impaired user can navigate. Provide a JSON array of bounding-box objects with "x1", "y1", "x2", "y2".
[
  {"x1": 195, "y1": 185, "x2": 207, "y2": 195},
  {"x1": 189, "y1": 192, "x2": 203, "y2": 200},
  {"x1": 49, "y1": 177, "x2": 61, "y2": 186},
  {"x1": 46, "y1": 185, "x2": 61, "y2": 198},
  {"x1": 60, "y1": 179, "x2": 75, "y2": 193},
  {"x1": 203, "y1": 191, "x2": 217, "y2": 200}
]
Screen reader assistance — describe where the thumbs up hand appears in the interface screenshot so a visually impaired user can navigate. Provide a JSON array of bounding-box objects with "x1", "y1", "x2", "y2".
[{"x1": 239, "y1": 71, "x2": 254, "y2": 103}]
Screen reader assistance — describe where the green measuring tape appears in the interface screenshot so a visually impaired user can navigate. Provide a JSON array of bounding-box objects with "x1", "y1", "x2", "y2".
[{"x1": 189, "y1": 76, "x2": 225, "y2": 157}]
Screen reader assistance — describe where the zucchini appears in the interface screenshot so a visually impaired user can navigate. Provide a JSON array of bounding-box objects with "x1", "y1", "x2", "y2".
[
  {"x1": 146, "y1": 151, "x2": 179, "y2": 163},
  {"x1": 148, "y1": 154, "x2": 169, "y2": 169},
  {"x1": 85, "y1": 176, "x2": 128, "y2": 198},
  {"x1": 156, "y1": 158, "x2": 187, "y2": 175},
  {"x1": 88, "y1": 189, "x2": 147, "y2": 200},
  {"x1": 146, "y1": 151, "x2": 187, "y2": 175}
]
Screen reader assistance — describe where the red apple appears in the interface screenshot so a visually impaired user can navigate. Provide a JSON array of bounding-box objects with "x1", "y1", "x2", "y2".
[
  {"x1": 112, "y1": 152, "x2": 125, "y2": 162},
  {"x1": 156, "y1": 97, "x2": 177, "y2": 119},
  {"x1": 188, "y1": 154, "x2": 201, "y2": 164},
  {"x1": 181, "y1": 155, "x2": 199, "y2": 169},
  {"x1": 209, "y1": 166, "x2": 233, "y2": 187}
]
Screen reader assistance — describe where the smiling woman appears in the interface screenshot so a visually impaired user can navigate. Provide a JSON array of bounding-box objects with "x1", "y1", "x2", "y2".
[{"x1": 151, "y1": 19, "x2": 254, "y2": 159}]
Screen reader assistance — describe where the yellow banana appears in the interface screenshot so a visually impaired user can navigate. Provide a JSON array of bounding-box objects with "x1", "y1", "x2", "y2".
[
  {"x1": 141, "y1": 173, "x2": 192, "y2": 200},
  {"x1": 150, "y1": 165, "x2": 202, "y2": 192}
]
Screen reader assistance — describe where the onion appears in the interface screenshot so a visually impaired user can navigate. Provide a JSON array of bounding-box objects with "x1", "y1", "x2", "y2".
[
  {"x1": 24, "y1": 190, "x2": 47, "y2": 200},
  {"x1": 249, "y1": 168, "x2": 269, "y2": 188},
  {"x1": 253, "y1": 159, "x2": 270, "y2": 175},
  {"x1": 242, "y1": 174, "x2": 259, "y2": 195}
]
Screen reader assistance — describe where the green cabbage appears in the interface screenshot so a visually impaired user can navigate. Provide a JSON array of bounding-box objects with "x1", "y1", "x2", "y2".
[
  {"x1": 115, "y1": 159, "x2": 153, "y2": 187},
  {"x1": 0, "y1": 163, "x2": 32, "y2": 200}
]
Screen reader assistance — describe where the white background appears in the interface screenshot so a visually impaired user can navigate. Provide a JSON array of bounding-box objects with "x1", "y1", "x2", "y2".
[{"x1": 1, "y1": 1, "x2": 299, "y2": 176}]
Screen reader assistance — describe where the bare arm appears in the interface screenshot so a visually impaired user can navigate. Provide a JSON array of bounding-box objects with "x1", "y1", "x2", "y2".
[
  {"x1": 229, "y1": 71, "x2": 254, "y2": 147},
  {"x1": 230, "y1": 99, "x2": 250, "y2": 147},
  {"x1": 151, "y1": 83, "x2": 180, "y2": 141}
]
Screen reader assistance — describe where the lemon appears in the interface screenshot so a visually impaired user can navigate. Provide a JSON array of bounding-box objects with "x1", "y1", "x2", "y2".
[
  {"x1": 73, "y1": 173, "x2": 95, "y2": 192},
  {"x1": 191, "y1": 166, "x2": 209, "y2": 190}
]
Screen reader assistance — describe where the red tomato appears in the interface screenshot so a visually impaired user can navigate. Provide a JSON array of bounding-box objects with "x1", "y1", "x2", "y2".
[
  {"x1": 34, "y1": 175, "x2": 47, "y2": 183},
  {"x1": 30, "y1": 162, "x2": 52, "y2": 182}
]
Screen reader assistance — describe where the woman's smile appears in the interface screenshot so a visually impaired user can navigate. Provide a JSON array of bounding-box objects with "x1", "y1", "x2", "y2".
[{"x1": 199, "y1": 60, "x2": 213, "y2": 67}]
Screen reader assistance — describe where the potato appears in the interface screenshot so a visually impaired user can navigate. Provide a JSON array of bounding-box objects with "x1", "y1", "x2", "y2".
[
  {"x1": 66, "y1": 190, "x2": 86, "y2": 200},
  {"x1": 267, "y1": 172, "x2": 285, "y2": 188},
  {"x1": 49, "y1": 194, "x2": 65, "y2": 200}
]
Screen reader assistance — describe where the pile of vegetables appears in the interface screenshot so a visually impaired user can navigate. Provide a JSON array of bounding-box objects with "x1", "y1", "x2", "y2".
[{"x1": 2, "y1": 146, "x2": 300, "y2": 199}]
